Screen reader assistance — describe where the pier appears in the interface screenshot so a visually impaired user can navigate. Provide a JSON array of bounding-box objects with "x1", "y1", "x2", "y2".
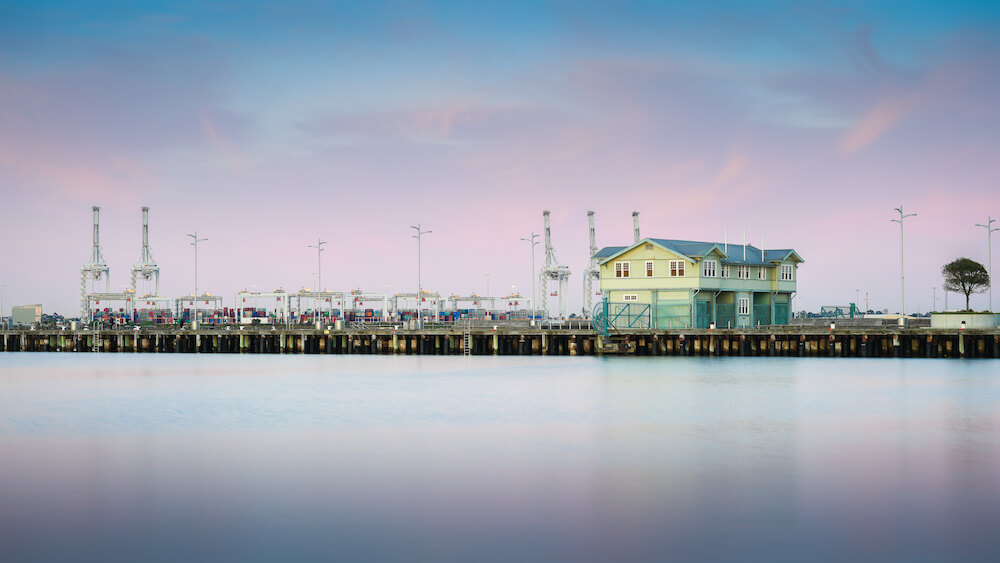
[{"x1": 2, "y1": 326, "x2": 998, "y2": 358}]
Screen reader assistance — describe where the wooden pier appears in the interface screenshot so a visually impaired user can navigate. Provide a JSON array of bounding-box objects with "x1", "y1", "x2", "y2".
[{"x1": 2, "y1": 326, "x2": 999, "y2": 358}]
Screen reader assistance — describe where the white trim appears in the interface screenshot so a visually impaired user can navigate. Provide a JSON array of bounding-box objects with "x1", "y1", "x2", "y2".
[
  {"x1": 615, "y1": 261, "x2": 630, "y2": 278},
  {"x1": 645, "y1": 260, "x2": 654, "y2": 277},
  {"x1": 669, "y1": 260, "x2": 685, "y2": 277},
  {"x1": 703, "y1": 259, "x2": 717, "y2": 278},
  {"x1": 738, "y1": 297, "x2": 750, "y2": 315},
  {"x1": 623, "y1": 293, "x2": 639, "y2": 302},
  {"x1": 781, "y1": 264, "x2": 794, "y2": 281},
  {"x1": 721, "y1": 264, "x2": 730, "y2": 278}
]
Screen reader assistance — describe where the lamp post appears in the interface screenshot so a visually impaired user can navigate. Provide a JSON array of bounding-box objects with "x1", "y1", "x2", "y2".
[
  {"x1": 308, "y1": 239, "x2": 326, "y2": 292},
  {"x1": 520, "y1": 232, "x2": 539, "y2": 318},
  {"x1": 975, "y1": 216, "x2": 997, "y2": 311},
  {"x1": 891, "y1": 206, "x2": 917, "y2": 316},
  {"x1": 410, "y1": 224, "x2": 431, "y2": 326},
  {"x1": 932, "y1": 286, "x2": 937, "y2": 312},
  {"x1": 187, "y1": 232, "x2": 207, "y2": 329}
]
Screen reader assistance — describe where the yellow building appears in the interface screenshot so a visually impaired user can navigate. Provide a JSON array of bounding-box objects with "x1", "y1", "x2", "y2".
[{"x1": 594, "y1": 238, "x2": 803, "y2": 330}]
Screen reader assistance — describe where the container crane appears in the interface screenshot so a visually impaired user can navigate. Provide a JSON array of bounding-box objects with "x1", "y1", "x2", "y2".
[
  {"x1": 540, "y1": 210, "x2": 571, "y2": 319},
  {"x1": 80, "y1": 206, "x2": 110, "y2": 319},
  {"x1": 130, "y1": 206, "x2": 160, "y2": 297},
  {"x1": 633, "y1": 211, "x2": 641, "y2": 243},
  {"x1": 583, "y1": 211, "x2": 601, "y2": 317}
]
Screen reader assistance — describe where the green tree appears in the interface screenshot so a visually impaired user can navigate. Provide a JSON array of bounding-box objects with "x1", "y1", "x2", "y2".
[{"x1": 942, "y1": 257, "x2": 990, "y2": 311}]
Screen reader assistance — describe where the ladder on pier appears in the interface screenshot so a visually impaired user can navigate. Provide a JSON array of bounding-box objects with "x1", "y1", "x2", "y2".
[
  {"x1": 463, "y1": 320, "x2": 472, "y2": 356},
  {"x1": 91, "y1": 323, "x2": 102, "y2": 353}
]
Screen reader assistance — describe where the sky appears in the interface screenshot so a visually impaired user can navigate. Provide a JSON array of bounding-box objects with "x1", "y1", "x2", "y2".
[{"x1": 2, "y1": 0, "x2": 999, "y2": 317}]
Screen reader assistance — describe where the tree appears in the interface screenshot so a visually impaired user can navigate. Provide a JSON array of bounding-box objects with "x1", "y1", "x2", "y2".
[{"x1": 941, "y1": 257, "x2": 990, "y2": 311}]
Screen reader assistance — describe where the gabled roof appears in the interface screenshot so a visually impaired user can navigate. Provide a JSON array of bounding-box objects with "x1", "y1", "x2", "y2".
[
  {"x1": 595, "y1": 238, "x2": 804, "y2": 266},
  {"x1": 593, "y1": 246, "x2": 627, "y2": 259}
]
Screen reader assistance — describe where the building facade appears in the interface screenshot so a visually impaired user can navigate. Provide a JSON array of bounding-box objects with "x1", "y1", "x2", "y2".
[{"x1": 595, "y1": 239, "x2": 802, "y2": 330}]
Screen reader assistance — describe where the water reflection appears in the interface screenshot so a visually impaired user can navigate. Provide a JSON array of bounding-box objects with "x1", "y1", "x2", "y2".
[{"x1": 1, "y1": 355, "x2": 998, "y2": 561}]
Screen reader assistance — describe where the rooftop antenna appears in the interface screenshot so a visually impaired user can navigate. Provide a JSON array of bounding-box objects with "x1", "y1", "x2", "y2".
[
  {"x1": 131, "y1": 206, "x2": 160, "y2": 297},
  {"x1": 540, "y1": 210, "x2": 572, "y2": 319},
  {"x1": 80, "y1": 206, "x2": 111, "y2": 320},
  {"x1": 632, "y1": 211, "x2": 641, "y2": 244},
  {"x1": 583, "y1": 211, "x2": 601, "y2": 316}
]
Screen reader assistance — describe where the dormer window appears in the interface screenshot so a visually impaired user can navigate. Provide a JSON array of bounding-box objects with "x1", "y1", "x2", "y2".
[
  {"x1": 781, "y1": 264, "x2": 794, "y2": 281},
  {"x1": 702, "y1": 260, "x2": 717, "y2": 277}
]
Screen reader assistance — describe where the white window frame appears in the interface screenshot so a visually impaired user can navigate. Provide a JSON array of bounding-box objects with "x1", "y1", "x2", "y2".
[
  {"x1": 669, "y1": 260, "x2": 685, "y2": 277},
  {"x1": 623, "y1": 294, "x2": 638, "y2": 302},
  {"x1": 738, "y1": 297, "x2": 750, "y2": 315},
  {"x1": 758, "y1": 267, "x2": 766, "y2": 280},
  {"x1": 781, "y1": 264, "x2": 794, "y2": 281},
  {"x1": 737, "y1": 265, "x2": 750, "y2": 279},
  {"x1": 721, "y1": 264, "x2": 730, "y2": 278},
  {"x1": 703, "y1": 260, "x2": 717, "y2": 278},
  {"x1": 645, "y1": 261, "x2": 654, "y2": 277},
  {"x1": 615, "y1": 261, "x2": 630, "y2": 278}
]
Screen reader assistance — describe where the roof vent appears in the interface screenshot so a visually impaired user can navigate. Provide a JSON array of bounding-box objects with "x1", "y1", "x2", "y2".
[{"x1": 645, "y1": 243, "x2": 653, "y2": 250}]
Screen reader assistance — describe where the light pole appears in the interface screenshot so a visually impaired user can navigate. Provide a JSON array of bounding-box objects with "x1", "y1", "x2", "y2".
[
  {"x1": 520, "y1": 232, "x2": 539, "y2": 318},
  {"x1": 891, "y1": 206, "x2": 916, "y2": 316},
  {"x1": 410, "y1": 224, "x2": 431, "y2": 326},
  {"x1": 484, "y1": 273, "x2": 491, "y2": 297},
  {"x1": 187, "y1": 232, "x2": 207, "y2": 328},
  {"x1": 308, "y1": 239, "x2": 326, "y2": 292},
  {"x1": 932, "y1": 286, "x2": 937, "y2": 312},
  {"x1": 975, "y1": 216, "x2": 997, "y2": 311}
]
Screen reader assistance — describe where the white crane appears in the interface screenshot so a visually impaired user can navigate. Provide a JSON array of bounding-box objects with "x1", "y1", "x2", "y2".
[
  {"x1": 583, "y1": 211, "x2": 601, "y2": 317},
  {"x1": 130, "y1": 206, "x2": 160, "y2": 297},
  {"x1": 81, "y1": 206, "x2": 110, "y2": 320},
  {"x1": 539, "y1": 210, "x2": 571, "y2": 319}
]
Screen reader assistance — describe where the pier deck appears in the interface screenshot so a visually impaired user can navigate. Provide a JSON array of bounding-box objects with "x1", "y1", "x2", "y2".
[{"x1": 2, "y1": 326, "x2": 998, "y2": 358}]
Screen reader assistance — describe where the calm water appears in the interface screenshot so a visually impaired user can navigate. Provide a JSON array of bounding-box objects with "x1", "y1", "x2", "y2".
[{"x1": 1, "y1": 354, "x2": 998, "y2": 562}]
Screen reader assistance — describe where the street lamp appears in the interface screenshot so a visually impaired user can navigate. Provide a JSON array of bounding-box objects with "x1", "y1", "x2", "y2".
[
  {"x1": 520, "y1": 232, "x2": 539, "y2": 318},
  {"x1": 891, "y1": 206, "x2": 917, "y2": 316},
  {"x1": 186, "y1": 232, "x2": 207, "y2": 329},
  {"x1": 975, "y1": 216, "x2": 997, "y2": 311},
  {"x1": 932, "y1": 286, "x2": 937, "y2": 312},
  {"x1": 308, "y1": 239, "x2": 326, "y2": 292},
  {"x1": 410, "y1": 224, "x2": 431, "y2": 326}
]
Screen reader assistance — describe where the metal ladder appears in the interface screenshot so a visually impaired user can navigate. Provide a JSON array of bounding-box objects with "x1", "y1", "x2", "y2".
[{"x1": 463, "y1": 320, "x2": 472, "y2": 356}]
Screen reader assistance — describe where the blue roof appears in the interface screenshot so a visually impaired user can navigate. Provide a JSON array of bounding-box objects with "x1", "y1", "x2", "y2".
[{"x1": 595, "y1": 239, "x2": 803, "y2": 266}]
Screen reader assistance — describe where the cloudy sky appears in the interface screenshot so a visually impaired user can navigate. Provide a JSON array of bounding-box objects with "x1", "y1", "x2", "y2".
[{"x1": 2, "y1": 0, "x2": 999, "y2": 316}]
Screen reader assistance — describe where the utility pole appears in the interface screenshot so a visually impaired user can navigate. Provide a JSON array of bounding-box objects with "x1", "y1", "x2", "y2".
[
  {"x1": 308, "y1": 239, "x2": 326, "y2": 292},
  {"x1": 932, "y1": 286, "x2": 937, "y2": 312},
  {"x1": 521, "y1": 232, "x2": 539, "y2": 318},
  {"x1": 410, "y1": 224, "x2": 431, "y2": 326},
  {"x1": 891, "y1": 206, "x2": 917, "y2": 316},
  {"x1": 975, "y1": 216, "x2": 997, "y2": 311},
  {"x1": 187, "y1": 232, "x2": 207, "y2": 329}
]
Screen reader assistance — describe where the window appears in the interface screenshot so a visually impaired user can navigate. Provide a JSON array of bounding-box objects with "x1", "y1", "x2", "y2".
[
  {"x1": 781, "y1": 264, "x2": 794, "y2": 281},
  {"x1": 615, "y1": 261, "x2": 630, "y2": 278},
  {"x1": 703, "y1": 260, "x2": 717, "y2": 278},
  {"x1": 758, "y1": 267, "x2": 766, "y2": 280},
  {"x1": 737, "y1": 265, "x2": 750, "y2": 279},
  {"x1": 721, "y1": 264, "x2": 730, "y2": 278},
  {"x1": 645, "y1": 261, "x2": 654, "y2": 277},
  {"x1": 669, "y1": 260, "x2": 685, "y2": 277},
  {"x1": 738, "y1": 297, "x2": 750, "y2": 315},
  {"x1": 623, "y1": 294, "x2": 638, "y2": 302}
]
